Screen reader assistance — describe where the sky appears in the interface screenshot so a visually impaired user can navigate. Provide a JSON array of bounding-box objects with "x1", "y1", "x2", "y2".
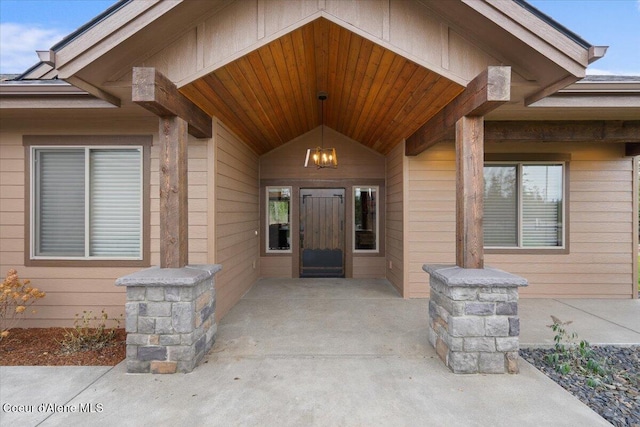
[{"x1": 0, "y1": 0, "x2": 638, "y2": 76}]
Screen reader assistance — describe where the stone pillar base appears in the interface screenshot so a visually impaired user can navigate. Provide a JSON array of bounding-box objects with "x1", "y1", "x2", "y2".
[
  {"x1": 423, "y1": 264, "x2": 527, "y2": 374},
  {"x1": 115, "y1": 264, "x2": 221, "y2": 374}
]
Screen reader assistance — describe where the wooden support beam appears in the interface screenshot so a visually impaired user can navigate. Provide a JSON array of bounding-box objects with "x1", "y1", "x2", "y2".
[
  {"x1": 159, "y1": 116, "x2": 189, "y2": 268},
  {"x1": 66, "y1": 75, "x2": 121, "y2": 107},
  {"x1": 417, "y1": 120, "x2": 640, "y2": 144},
  {"x1": 524, "y1": 74, "x2": 578, "y2": 106},
  {"x1": 406, "y1": 66, "x2": 510, "y2": 156},
  {"x1": 132, "y1": 67, "x2": 212, "y2": 138},
  {"x1": 485, "y1": 120, "x2": 640, "y2": 143},
  {"x1": 625, "y1": 143, "x2": 640, "y2": 157},
  {"x1": 456, "y1": 116, "x2": 484, "y2": 269}
]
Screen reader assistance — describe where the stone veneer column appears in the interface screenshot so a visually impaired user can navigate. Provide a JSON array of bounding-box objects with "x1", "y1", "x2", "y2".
[
  {"x1": 423, "y1": 264, "x2": 527, "y2": 374},
  {"x1": 115, "y1": 265, "x2": 221, "y2": 374}
]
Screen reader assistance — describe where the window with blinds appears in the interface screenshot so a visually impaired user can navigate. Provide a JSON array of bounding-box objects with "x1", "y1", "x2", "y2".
[
  {"x1": 484, "y1": 162, "x2": 564, "y2": 249},
  {"x1": 32, "y1": 147, "x2": 143, "y2": 259}
]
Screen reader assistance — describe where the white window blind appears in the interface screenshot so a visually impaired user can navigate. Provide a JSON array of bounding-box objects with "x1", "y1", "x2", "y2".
[
  {"x1": 484, "y1": 162, "x2": 564, "y2": 249},
  {"x1": 484, "y1": 166, "x2": 517, "y2": 247},
  {"x1": 90, "y1": 149, "x2": 142, "y2": 257},
  {"x1": 32, "y1": 146, "x2": 142, "y2": 259},
  {"x1": 522, "y1": 165, "x2": 563, "y2": 247},
  {"x1": 35, "y1": 149, "x2": 85, "y2": 256}
]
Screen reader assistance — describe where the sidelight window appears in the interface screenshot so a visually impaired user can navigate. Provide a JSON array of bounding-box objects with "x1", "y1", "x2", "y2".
[
  {"x1": 266, "y1": 186, "x2": 291, "y2": 252},
  {"x1": 353, "y1": 186, "x2": 378, "y2": 252}
]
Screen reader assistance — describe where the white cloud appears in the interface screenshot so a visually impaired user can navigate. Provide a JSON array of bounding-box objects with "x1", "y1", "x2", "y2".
[{"x1": 0, "y1": 23, "x2": 67, "y2": 74}]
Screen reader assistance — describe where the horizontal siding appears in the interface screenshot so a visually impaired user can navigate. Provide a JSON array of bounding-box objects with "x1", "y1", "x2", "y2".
[
  {"x1": 407, "y1": 141, "x2": 635, "y2": 299},
  {"x1": 353, "y1": 257, "x2": 386, "y2": 278},
  {"x1": 150, "y1": 139, "x2": 210, "y2": 266},
  {"x1": 406, "y1": 143, "x2": 455, "y2": 298},
  {"x1": 385, "y1": 141, "x2": 404, "y2": 295},
  {"x1": 260, "y1": 256, "x2": 293, "y2": 277},
  {"x1": 215, "y1": 121, "x2": 260, "y2": 320},
  {"x1": 0, "y1": 127, "x2": 211, "y2": 327}
]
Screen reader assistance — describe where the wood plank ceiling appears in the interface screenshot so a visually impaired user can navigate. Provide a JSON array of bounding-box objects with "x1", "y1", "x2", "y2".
[{"x1": 180, "y1": 17, "x2": 464, "y2": 155}]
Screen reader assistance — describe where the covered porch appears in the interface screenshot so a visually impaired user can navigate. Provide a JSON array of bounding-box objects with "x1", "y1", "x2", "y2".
[{"x1": 3, "y1": 277, "x2": 638, "y2": 425}]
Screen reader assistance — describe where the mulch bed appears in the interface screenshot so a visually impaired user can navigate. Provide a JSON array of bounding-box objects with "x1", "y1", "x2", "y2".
[{"x1": 0, "y1": 328, "x2": 126, "y2": 366}]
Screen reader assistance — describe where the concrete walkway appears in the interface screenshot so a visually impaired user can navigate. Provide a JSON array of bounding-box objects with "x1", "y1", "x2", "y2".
[{"x1": 2, "y1": 278, "x2": 638, "y2": 426}]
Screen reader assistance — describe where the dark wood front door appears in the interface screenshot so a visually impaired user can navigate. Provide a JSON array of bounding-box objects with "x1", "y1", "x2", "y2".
[{"x1": 299, "y1": 188, "x2": 345, "y2": 278}]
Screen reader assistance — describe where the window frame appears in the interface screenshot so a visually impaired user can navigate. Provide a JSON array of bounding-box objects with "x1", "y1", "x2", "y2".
[
  {"x1": 352, "y1": 185, "x2": 379, "y2": 254},
  {"x1": 484, "y1": 155, "x2": 570, "y2": 254},
  {"x1": 265, "y1": 186, "x2": 292, "y2": 254},
  {"x1": 23, "y1": 136, "x2": 151, "y2": 267}
]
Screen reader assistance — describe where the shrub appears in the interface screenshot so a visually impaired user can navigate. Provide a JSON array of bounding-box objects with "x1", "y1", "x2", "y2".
[
  {"x1": 0, "y1": 269, "x2": 46, "y2": 340},
  {"x1": 544, "y1": 315, "x2": 610, "y2": 387},
  {"x1": 59, "y1": 310, "x2": 122, "y2": 353}
]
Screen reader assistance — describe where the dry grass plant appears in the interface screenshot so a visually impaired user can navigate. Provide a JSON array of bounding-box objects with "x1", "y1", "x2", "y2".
[
  {"x1": 0, "y1": 269, "x2": 45, "y2": 340},
  {"x1": 58, "y1": 310, "x2": 122, "y2": 353}
]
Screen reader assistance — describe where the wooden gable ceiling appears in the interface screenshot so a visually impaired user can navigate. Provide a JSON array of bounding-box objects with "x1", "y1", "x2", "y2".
[{"x1": 180, "y1": 18, "x2": 464, "y2": 155}]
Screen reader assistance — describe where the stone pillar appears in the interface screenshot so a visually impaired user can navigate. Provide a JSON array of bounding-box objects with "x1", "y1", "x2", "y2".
[
  {"x1": 423, "y1": 264, "x2": 527, "y2": 374},
  {"x1": 115, "y1": 265, "x2": 221, "y2": 374}
]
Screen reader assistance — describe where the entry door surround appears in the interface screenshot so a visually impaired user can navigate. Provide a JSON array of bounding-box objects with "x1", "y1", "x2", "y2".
[{"x1": 299, "y1": 188, "x2": 345, "y2": 278}]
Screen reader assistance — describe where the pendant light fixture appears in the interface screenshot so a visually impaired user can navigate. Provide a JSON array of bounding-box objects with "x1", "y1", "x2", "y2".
[{"x1": 304, "y1": 92, "x2": 337, "y2": 169}]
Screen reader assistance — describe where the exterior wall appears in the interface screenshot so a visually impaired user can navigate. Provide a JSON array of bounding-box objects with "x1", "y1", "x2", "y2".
[
  {"x1": 129, "y1": 0, "x2": 497, "y2": 88},
  {"x1": 0, "y1": 118, "x2": 212, "y2": 327},
  {"x1": 407, "y1": 141, "x2": 636, "y2": 299},
  {"x1": 259, "y1": 126, "x2": 386, "y2": 278},
  {"x1": 213, "y1": 120, "x2": 260, "y2": 320},
  {"x1": 151, "y1": 139, "x2": 210, "y2": 267},
  {"x1": 385, "y1": 140, "x2": 405, "y2": 296}
]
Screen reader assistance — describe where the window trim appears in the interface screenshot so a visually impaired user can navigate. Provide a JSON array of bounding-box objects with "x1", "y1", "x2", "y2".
[
  {"x1": 352, "y1": 185, "x2": 379, "y2": 254},
  {"x1": 23, "y1": 135, "x2": 151, "y2": 267},
  {"x1": 265, "y1": 186, "x2": 292, "y2": 254},
  {"x1": 484, "y1": 154, "x2": 570, "y2": 255}
]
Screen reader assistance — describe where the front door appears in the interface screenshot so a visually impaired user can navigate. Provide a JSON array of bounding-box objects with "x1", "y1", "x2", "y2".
[{"x1": 299, "y1": 188, "x2": 345, "y2": 277}]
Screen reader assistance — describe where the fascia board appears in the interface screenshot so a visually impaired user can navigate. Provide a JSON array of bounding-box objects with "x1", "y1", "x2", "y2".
[
  {"x1": 461, "y1": 0, "x2": 589, "y2": 77},
  {"x1": 529, "y1": 94, "x2": 640, "y2": 108},
  {"x1": 0, "y1": 98, "x2": 117, "y2": 109},
  {"x1": 0, "y1": 81, "x2": 116, "y2": 108},
  {"x1": 560, "y1": 81, "x2": 640, "y2": 94},
  {"x1": 18, "y1": 62, "x2": 55, "y2": 80},
  {"x1": 54, "y1": 0, "x2": 181, "y2": 79},
  {"x1": 0, "y1": 81, "x2": 84, "y2": 95}
]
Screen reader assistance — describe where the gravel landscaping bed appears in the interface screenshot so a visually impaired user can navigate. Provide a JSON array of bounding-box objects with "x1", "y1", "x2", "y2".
[{"x1": 521, "y1": 346, "x2": 640, "y2": 427}]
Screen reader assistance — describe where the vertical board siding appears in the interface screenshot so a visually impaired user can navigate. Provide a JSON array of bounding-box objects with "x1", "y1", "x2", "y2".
[
  {"x1": 385, "y1": 141, "x2": 404, "y2": 295},
  {"x1": 214, "y1": 121, "x2": 260, "y2": 320},
  {"x1": 407, "y1": 142, "x2": 635, "y2": 299},
  {"x1": 135, "y1": 0, "x2": 488, "y2": 91}
]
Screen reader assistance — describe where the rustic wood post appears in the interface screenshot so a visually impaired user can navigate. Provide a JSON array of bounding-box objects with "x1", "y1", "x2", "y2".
[
  {"x1": 456, "y1": 116, "x2": 484, "y2": 269},
  {"x1": 406, "y1": 66, "x2": 510, "y2": 269},
  {"x1": 132, "y1": 67, "x2": 212, "y2": 268},
  {"x1": 159, "y1": 116, "x2": 189, "y2": 268}
]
